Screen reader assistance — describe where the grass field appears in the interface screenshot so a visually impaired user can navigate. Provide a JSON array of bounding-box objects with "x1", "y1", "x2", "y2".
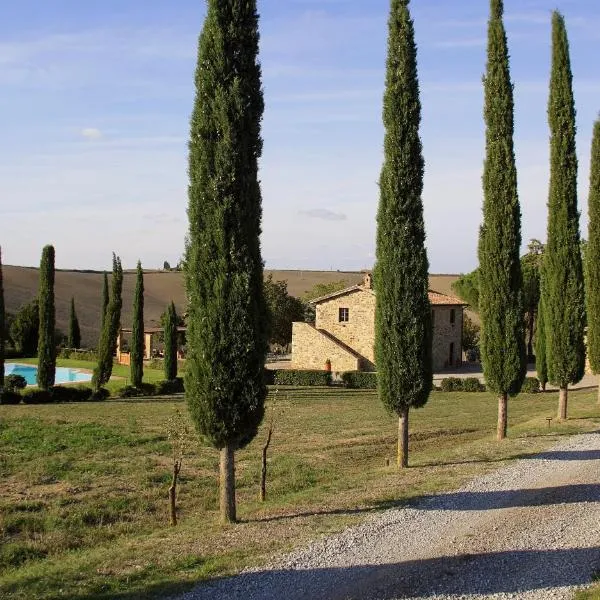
[{"x1": 1, "y1": 386, "x2": 599, "y2": 599}]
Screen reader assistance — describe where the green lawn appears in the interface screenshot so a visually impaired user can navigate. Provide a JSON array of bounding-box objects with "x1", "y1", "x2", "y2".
[{"x1": 0, "y1": 386, "x2": 599, "y2": 599}]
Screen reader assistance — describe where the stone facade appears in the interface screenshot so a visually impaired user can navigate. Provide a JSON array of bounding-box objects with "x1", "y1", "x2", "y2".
[{"x1": 292, "y1": 282, "x2": 464, "y2": 373}]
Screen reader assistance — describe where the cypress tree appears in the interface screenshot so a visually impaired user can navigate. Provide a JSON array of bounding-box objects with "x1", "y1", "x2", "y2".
[
  {"x1": 585, "y1": 119, "x2": 600, "y2": 403},
  {"x1": 542, "y1": 12, "x2": 585, "y2": 420},
  {"x1": 535, "y1": 295, "x2": 548, "y2": 391},
  {"x1": 68, "y1": 297, "x2": 81, "y2": 349},
  {"x1": 130, "y1": 261, "x2": 144, "y2": 388},
  {"x1": 93, "y1": 254, "x2": 123, "y2": 391},
  {"x1": 164, "y1": 301, "x2": 178, "y2": 381},
  {"x1": 37, "y1": 245, "x2": 56, "y2": 391},
  {"x1": 185, "y1": 0, "x2": 268, "y2": 523},
  {"x1": 100, "y1": 271, "x2": 109, "y2": 335},
  {"x1": 0, "y1": 247, "x2": 4, "y2": 390},
  {"x1": 478, "y1": 0, "x2": 526, "y2": 440},
  {"x1": 374, "y1": 0, "x2": 431, "y2": 469}
]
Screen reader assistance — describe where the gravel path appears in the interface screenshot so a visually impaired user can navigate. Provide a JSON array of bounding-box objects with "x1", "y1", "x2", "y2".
[{"x1": 180, "y1": 432, "x2": 600, "y2": 600}]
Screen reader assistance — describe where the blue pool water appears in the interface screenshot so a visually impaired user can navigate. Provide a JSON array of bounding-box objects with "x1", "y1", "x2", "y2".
[{"x1": 5, "y1": 363, "x2": 92, "y2": 386}]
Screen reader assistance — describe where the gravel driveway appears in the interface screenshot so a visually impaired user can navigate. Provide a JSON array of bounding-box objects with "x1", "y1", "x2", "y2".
[{"x1": 179, "y1": 432, "x2": 600, "y2": 600}]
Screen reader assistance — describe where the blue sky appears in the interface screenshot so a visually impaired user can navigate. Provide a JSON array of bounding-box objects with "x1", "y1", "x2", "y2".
[{"x1": 1, "y1": 0, "x2": 599, "y2": 272}]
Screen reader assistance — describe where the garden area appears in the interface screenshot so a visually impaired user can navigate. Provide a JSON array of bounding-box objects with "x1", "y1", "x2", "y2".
[{"x1": 1, "y1": 385, "x2": 599, "y2": 599}]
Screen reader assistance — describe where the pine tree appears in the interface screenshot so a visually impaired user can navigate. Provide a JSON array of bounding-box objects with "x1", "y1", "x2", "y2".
[
  {"x1": 185, "y1": 0, "x2": 268, "y2": 523},
  {"x1": 585, "y1": 119, "x2": 600, "y2": 403},
  {"x1": 100, "y1": 271, "x2": 109, "y2": 335},
  {"x1": 130, "y1": 261, "x2": 144, "y2": 388},
  {"x1": 68, "y1": 297, "x2": 81, "y2": 349},
  {"x1": 37, "y1": 245, "x2": 56, "y2": 391},
  {"x1": 93, "y1": 254, "x2": 123, "y2": 391},
  {"x1": 542, "y1": 12, "x2": 586, "y2": 420},
  {"x1": 374, "y1": 0, "x2": 431, "y2": 469},
  {"x1": 0, "y1": 247, "x2": 4, "y2": 390},
  {"x1": 164, "y1": 301, "x2": 178, "y2": 381},
  {"x1": 478, "y1": 0, "x2": 526, "y2": 440},
  {"x1": 535, "y1": 295, "x2": 548, "y2": 391}
]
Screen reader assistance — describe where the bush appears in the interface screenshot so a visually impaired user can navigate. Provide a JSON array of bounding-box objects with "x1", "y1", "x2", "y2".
[
  {"x1": 90, "y1": 388, "x2": 110, "y2": 402},
  {"x1": 267, "y1": 369, "x2": 332, "y2": 386},
  {"x1": 0, "y1": 391, "x2": 21, "y2": 405},
  {"x1": 50, "y1": 386, "x2": 93, "y2": 403},
  {"x1": 21, "y1": 389, "x2": 53, "y2": 404},
  {"x1": 521, "y1": 377, "x2": 540, "y2": 394},
  {"x1": 440, "y1": 377, "x2": 485, "y2": 392},
  {"x1": 341, "y1": 371, "x2": 378, "y2": 389},
  {"x1": 155, "y1": 378, "x2": 184, "y2": 395},
  {"x1": 60, "y1": 349, "x2": 97, "y2": 361},
  {"x1": 462, "y1": 377, "x2": 485, "y2": 392},
  {"x1": 116, "y1": 383, "x2": 158, "y2": 398},
  {"x1": 5, "y1": 374, "x2": 27, "y2": 392}
]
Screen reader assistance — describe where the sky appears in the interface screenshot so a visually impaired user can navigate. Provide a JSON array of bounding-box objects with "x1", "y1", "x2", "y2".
[{"x1": 1, "y1": 0, "x2": 599, "y2": 273}]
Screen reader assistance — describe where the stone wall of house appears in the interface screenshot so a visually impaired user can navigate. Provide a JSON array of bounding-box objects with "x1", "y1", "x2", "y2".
[
  {"x1": 315, "y1": 290, "x2": 376, "y2": 370},
  {"x1": 432, "y1": 306, "x2": 463, "y2": 370},
  {"x1": 292, "y1": 322, "x2": 360, "y2": 372}
]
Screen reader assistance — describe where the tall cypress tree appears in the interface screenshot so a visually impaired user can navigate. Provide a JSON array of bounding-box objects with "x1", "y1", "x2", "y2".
[
  {"x1": 374, "y1": 0, "x2": 431, "y2": 469},
  {"x1": 0, "y1": 247, "x2": 4, "y2": 390},
  {"x1": 535, "y1": 295, "x2": 548, "y2": 391},
  {"x1": 130, "y1": 261, "x2": 144, "y2": 388},
  {"x1": 585, "y1": 119, "x2": 600, "y2": 403},
  {"x1": 164, "y1": 301, "x2": 178, "y2": 381},
  {"x1": 68, "y1": 297, "x2": 81, "y2": 349},
  {"x1": 93, "y1": 254, "x2": 123, "y2": 391},
  {"x1": 478, "y1": 0, "x2": 526, "y2": 440},
  {"x1": 542, "y1": 12, "x2": 585, "y2": 420},
  {"x1": 37, "y1": 245, "x2": 56, "y2": 391},
  {"x1": 100, "y1": 271, "x2": 109, "y2": 336},
  {"x1": 185, "y1": 0, "x2": 267, "y2": 523}
]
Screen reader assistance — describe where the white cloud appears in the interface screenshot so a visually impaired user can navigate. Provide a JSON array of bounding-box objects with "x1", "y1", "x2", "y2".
[{"x1": 81, "y1": 128, "x2": 102, "y2": 140}]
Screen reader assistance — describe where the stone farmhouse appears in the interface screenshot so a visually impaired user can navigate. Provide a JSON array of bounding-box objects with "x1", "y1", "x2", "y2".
[{"x1": 292, "y1": 273, "x2": 466, "y2": 373}]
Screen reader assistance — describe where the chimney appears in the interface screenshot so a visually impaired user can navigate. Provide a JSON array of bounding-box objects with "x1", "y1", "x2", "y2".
[{"x1": 363, "y1": 272, "x2": 373, "y2": 289}]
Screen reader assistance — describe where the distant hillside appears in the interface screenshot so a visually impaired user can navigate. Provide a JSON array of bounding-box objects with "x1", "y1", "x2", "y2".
[{"x1": 3, "y1": 266, "x2": 465, "y2": 347}]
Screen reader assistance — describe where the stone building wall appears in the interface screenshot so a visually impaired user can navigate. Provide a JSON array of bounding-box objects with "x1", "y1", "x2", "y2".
[
  {"x1": 431, "y1": 306, "x2": 463, "y2": 369},
  {"x1": 291, "y1": 322, "x2": 360, "y2": 372},
  {"x1": 315, "y1": 290, "x2": 376, "y2": 370}
]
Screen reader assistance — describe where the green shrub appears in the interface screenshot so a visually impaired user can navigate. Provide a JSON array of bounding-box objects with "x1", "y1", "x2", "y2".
[
  {"x1": 21, "y1": 389, "x2": 53, "y2": 404},
  {"x1": 59, "y1": 348, "x2": 72, "y2": 359},
  {"x1": 0, "y1": 391, "x2": 21, "y2": 405},
  {"x1": 61, "y1": 350, "x2": 97, "y2": 361},
  {"x1": 269, "y1": 369, "x2": 332, "y2": 386},
  {"x1": 5, "y1": 374, "x2": 27, "y2": 392},
  {"x1": 440, "y1": 377, "x2": 463, "y2": 392},
  {"x1": 521, "y1": 377, "x2": 540, "y2": 394},
  {"x1": 51, "y1": 386, "x2": 93, "y2": 403},
  {"x1": 341, "y1": 371, "x2": 378, "y2": 389},
  {"x1": 90, "y1": 388, "x2": 110, "y2": 402},
  {"x1": 155, "y1": 378, "x2": 184, "y2": 395},
  {"x1": 117, "y1": 383, "x2": 158, "y2": 398},
  {"x1": 462, "y1": 377, "x2": 485, "y2": 392}
]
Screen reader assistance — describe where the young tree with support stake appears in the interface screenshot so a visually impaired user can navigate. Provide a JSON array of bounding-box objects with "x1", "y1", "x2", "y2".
[
  {"x1": 585, "y1": 119, "x2": 600, "y2": 403},
  {"x1": 542, "y1": 12, "x2": 586, "y2": 420},
  {"x1": 185, "y1": 0, "x2": 268, "y2": 523},
  {"x1": 375, "y1": 0, "x2": 431, "y2": 469},
  {"x1": 130, "y1": 261, "x2": 144, "y2": 388},
  {"x1": 478, "y1": 0, "x2": 526, "y2": 440},
  {"x1": 68, "y1": 297, "x2": 81, "y2": 349},
  {"x1": 37, "y1": 245, "x2": 56, "y2": 391}
]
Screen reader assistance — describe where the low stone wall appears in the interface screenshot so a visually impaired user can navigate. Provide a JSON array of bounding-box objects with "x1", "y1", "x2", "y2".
[{"x1": 292, "y1": 322, "x2": 360, "y2": 372}]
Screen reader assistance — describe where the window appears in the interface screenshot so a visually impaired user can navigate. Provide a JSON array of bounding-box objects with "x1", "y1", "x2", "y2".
[
  {"x1": 450, "y1": 308, "x2": 456, "y2": 325},
  {"x1": 339, "y1": 307, "x2": 349, "y2": 322}
]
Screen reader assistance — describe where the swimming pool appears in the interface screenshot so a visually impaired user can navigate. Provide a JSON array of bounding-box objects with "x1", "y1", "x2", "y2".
[{"x1": 5, "y1": 363, "x2": 93, "y2": 386}]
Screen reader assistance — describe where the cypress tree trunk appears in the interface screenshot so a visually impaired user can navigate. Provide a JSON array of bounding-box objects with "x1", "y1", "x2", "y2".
[
  {"x1": 398, "y1": 409, "x2": 409, "y2": 469},
  {"x1": 542, "y1": 12, "x2": 586, "y2": 417},
  {"x1": 68, "y1": 297, "x2": 81, "y2": 349},
  {"x1": 185, "y1": 0, "x2": 267, "y2": 523},
  {"x1": 219, "y1": 444, "x2": 236, "y2": 524},
  {"x1": 558, "y1": 387, "x2": 568, "y2": 420},
  {"x1": 478, "y1": 0, "x2": 526, "y2": 438},
  {"x1": 164, "y1": 301, "x2": 178, "y2": 381},
  {"x1": 535, "y1": 296, "x2": 548, "y2": 391},
  {"x1": 0, "y1": 247, "x2": 4, "y2": 390},
  {"x1": 130, "y1": 261, "x2": 144, "y2": 388},
  {"x1": 375, "y1": 0, "x2": 432, "y2": 470},
  {"x1": 93, "y1": 255, "x2": 123, "y2": 391},
  {"x1": 37, "y1": 245, "x2": 56, "y2": 391},
  {"x1": 585, "y1": 120, "x2": 600, "y2": 403},
  {"x1": 497, "y1": 393, "x2": 508, "y2": 440}
]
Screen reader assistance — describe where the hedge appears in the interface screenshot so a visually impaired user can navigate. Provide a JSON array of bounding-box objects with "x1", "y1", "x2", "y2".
[
  {"x1": 58, "y1": 349, "x2": 97, "y2": 361},
  {"x1": 0, "y1": 391, "x2": 21, "y2": 405},
  {"x1": 50, "y1": 386, "x2": 94, "y2": 403},
  {"x1": 265, "y1": 369, "x2": 332, "y2": 386},
  {"x1": 341, "y1": 371, "x2": 377, "y2": 389},
  {"x1": 521, "y1": 377, "x2": 540, "y2": 394},
  {"x1": 21, "y1": 389, "x2": 53, "y2": 404},
  {"x1": 440, "y1": 377, "x2": 485, "y2": 392}
]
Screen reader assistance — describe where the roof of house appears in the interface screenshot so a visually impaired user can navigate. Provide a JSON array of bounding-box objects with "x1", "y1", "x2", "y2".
[{"x1": 310, "y1": 285, "x2": 467, "y2": 307}]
